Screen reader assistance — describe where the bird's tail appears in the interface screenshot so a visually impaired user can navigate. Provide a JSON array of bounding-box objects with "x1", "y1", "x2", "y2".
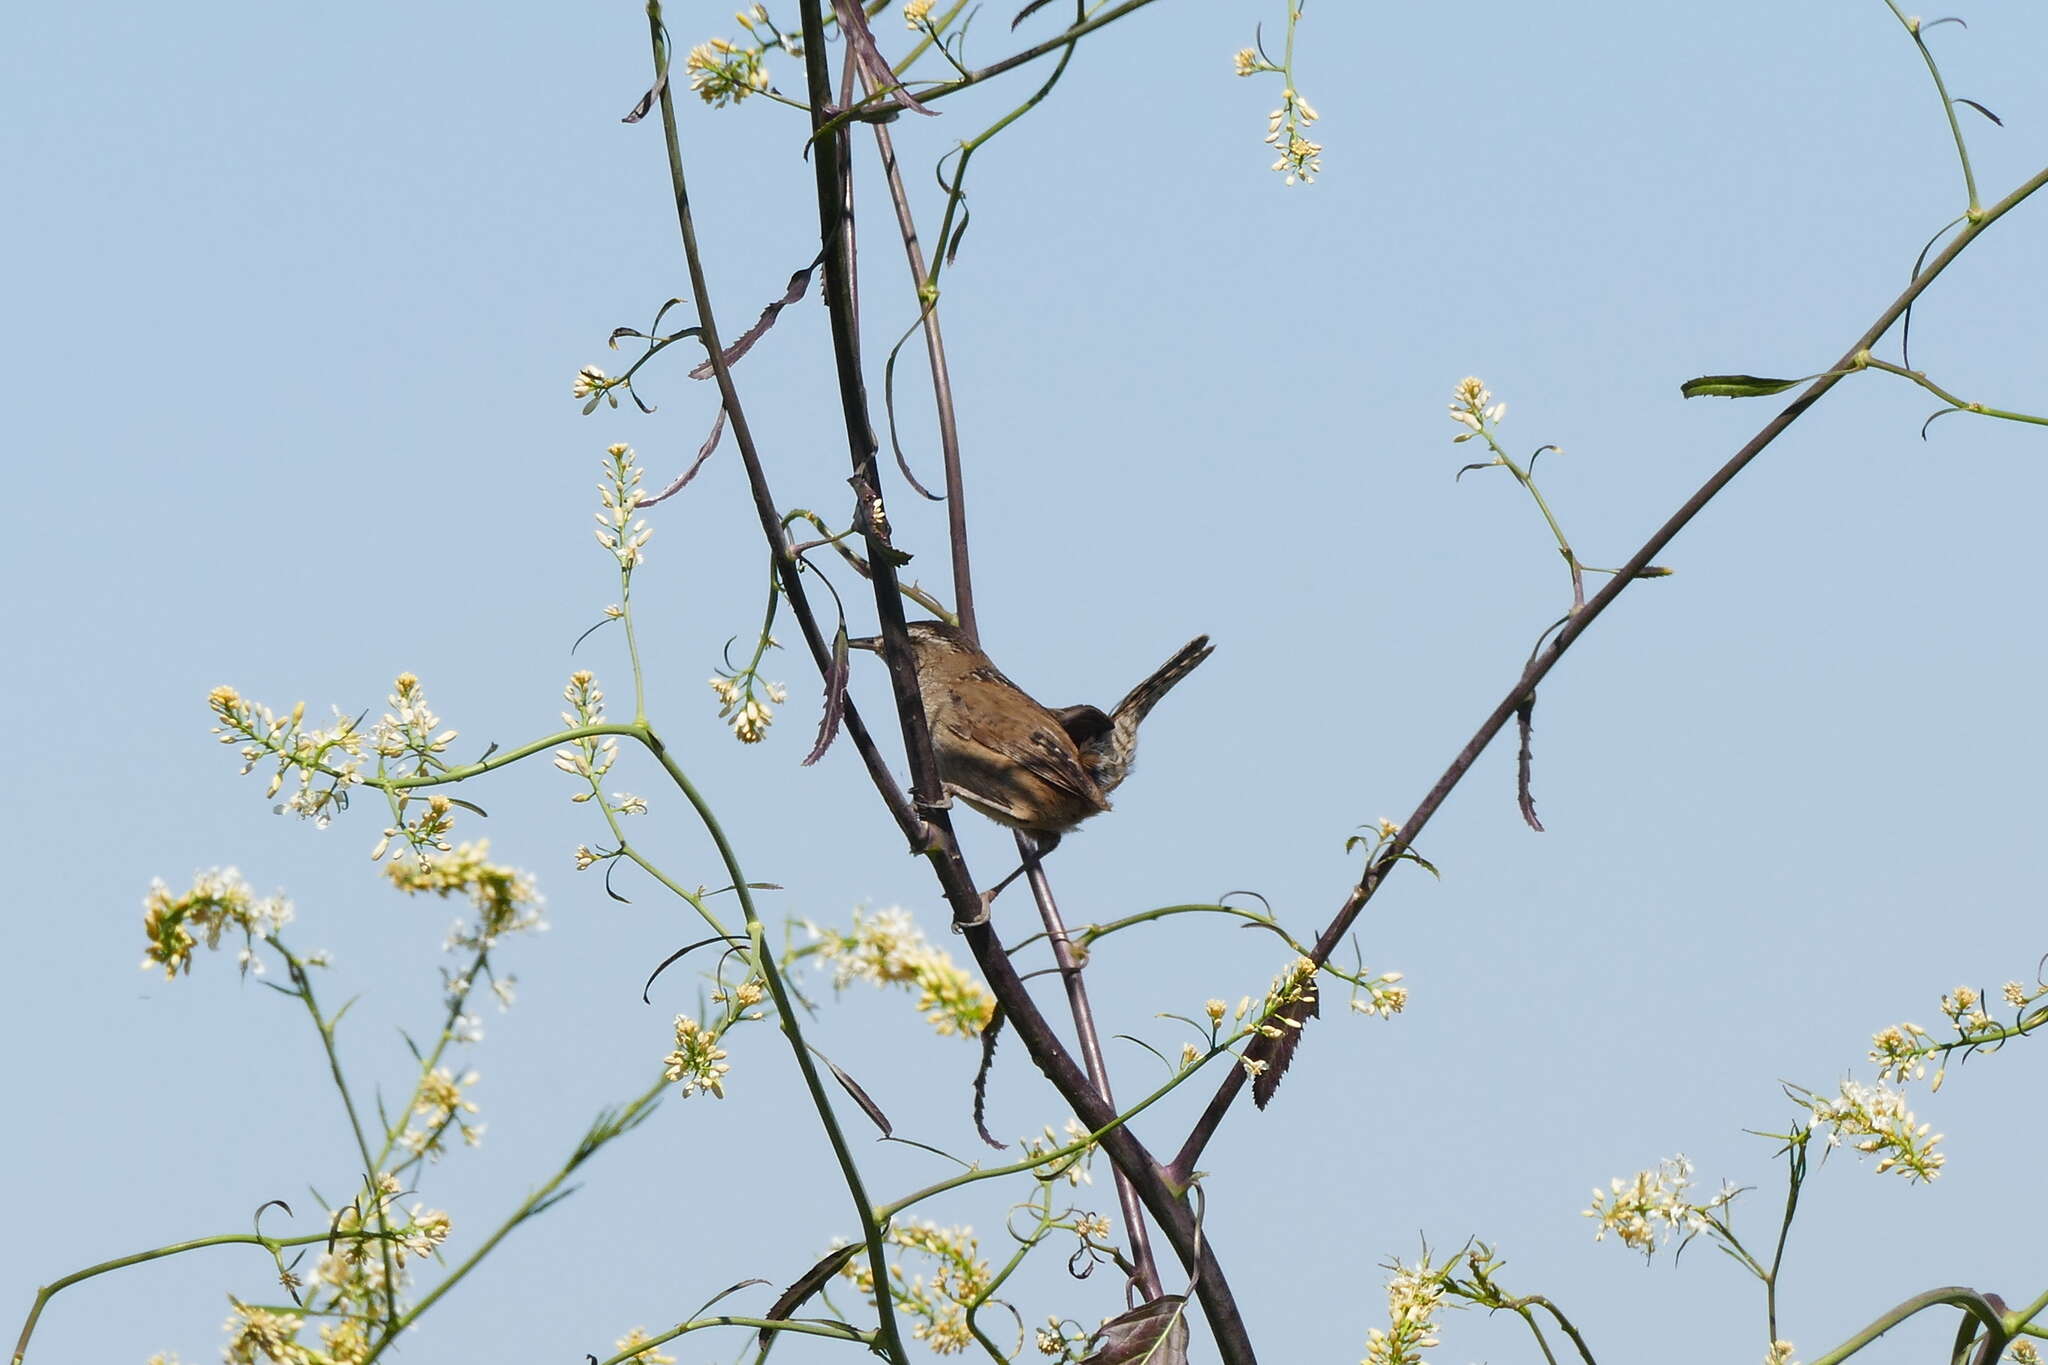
[{"x1": 1113, "y1": 635, "x2": 1214, "y2": 727}]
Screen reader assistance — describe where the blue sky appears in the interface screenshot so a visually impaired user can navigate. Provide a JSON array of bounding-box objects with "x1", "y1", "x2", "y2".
[{"x1": 5, "y1": 3, "x2": 2045, "y2": 1363}]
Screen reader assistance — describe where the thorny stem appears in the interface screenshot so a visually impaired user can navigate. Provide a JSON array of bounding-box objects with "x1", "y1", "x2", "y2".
[{"x1": 1167, "y1": 160, "x2": 2048, "y2": 1186}]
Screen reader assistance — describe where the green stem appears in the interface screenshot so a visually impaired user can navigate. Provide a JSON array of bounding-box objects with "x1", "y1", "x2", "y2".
[
  {"x1": 1883, "y1": 1, "x2": 1979, "y2": 212},
  {"x1": 12, "y1": 1232, "x2": 363, "y2": 1365},
  {"x1": 1858, "y1": 356, "x2": 2048, "y2": 426},
  {"x1": 587, "y1": 1313, "x2": 871, "y2": 1365},
  {"x1": 923, "y1": 33, "x2": 1083, "y2": 299},
  {"x1": 1809, "y1": 1287, "x2": 2005, "y2": 1365},
  {"x1": 621, "y1": 566, "x2": 649, "y2": 726},
  {"x1": 894, "y1": 0, "x2": 974, "y2": 76},
  {"x1": 279, "y1": 947, "x2": 404, "y2": 1331},
  {"x1": 1763, "y1": 1140, "x2": 1807, "y2": 1343},
  {"x1": 369, "y1": 1077, "x2": 669, "y2": 1356},
  {"x1": 634, "y1": 29, "x2": 914, "y2": 1361}
]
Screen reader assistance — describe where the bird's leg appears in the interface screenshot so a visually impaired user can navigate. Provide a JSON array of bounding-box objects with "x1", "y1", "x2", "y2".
[{"x1": 958, "y1": 831, "x2": 1062, "y2": 929}]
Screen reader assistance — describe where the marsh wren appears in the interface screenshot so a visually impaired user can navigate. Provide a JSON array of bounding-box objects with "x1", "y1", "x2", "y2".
[{"x1": 849, "y1": 621, "x2": 1213, "y2": 839}]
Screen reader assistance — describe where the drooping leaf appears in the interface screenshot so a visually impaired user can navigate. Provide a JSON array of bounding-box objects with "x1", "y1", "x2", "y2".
[
  {"x1": 1249, "y1": 982, "x2": 1320, "y2": 1110},
  {"x1": 641, "y1": 935, "x2": 749, "y2": 1002},
  {"x1": 1515, "y1": 693, "x2": 1544, "y2": 833},
  {"x1": 973, "y1": 1004, "x2": 1008, "y2": 1149},
  {"x1": 803, "y1": 627, "x2": 852, "y2": 767}
]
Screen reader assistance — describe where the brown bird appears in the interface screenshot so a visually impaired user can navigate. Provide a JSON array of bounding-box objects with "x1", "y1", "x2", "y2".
[{"x1": 850, "y1": 620, "x2": 1212, "y2": 842}]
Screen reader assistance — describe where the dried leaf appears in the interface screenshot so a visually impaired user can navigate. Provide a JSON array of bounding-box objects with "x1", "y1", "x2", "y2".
[
  {"x1": 1079, "y1": 1296, "x2": 1190, "y2": 1365},
  {"x1": 1516, "y1": 692, "x2": 1543, "y2": 832},
  {"x1": 640, "y1": 405, "x2": 726, "y2": 508},
  {"x1": 803, "y1": 627, "x2": 851, "y2": 767},
  {"x1": 817, "y1": 1048, "x2": 892, "y2": 1136},
  {"x1": 832, "y1": 0, "x2": 936, "y2": 116},
  {"x1": 757, "y1": 1246, "x2": 860, "y2": 1348},
  {"x1": 620, "y1": 69, "x2": 668, "y2": 123},
  {"x1": 973, "y1": 1004, "x2": 1008, "y2": 1149},
  {"x1": 689, "y1": 256, "x2": 823, "y2": 379},
  {"x1": 1249, "y1": 986, "x2": 1320, "y2": 1110}
]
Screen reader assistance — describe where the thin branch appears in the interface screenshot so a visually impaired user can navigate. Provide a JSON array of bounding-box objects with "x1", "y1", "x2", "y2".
[
  {"x1": 1019, "y1": 839, "x2": 1163, "y2": 1299},
  {"x1": 1168, "y1": 159, "x2": 2048, "y2": 1185},
  {"x1": 865, "y1": 103, "x2": 976, "y2": 639}
]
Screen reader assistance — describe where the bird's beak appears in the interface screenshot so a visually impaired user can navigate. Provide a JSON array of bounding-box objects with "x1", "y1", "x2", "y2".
[{"x1": 844, "y1": 634, "x2": 882, "y2": 653}]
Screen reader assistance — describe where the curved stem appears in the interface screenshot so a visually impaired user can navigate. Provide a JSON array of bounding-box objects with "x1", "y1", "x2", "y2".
[
  {"x1": 11, "y1": 1233, "x2": 338, "y2": 1365},
  {"x1": 1883, "y1": 1, "x2": 1979, "y2": 212},
  {"x1": 1810, "y1": 1287, "x2": 2005, "y2": 1365}
]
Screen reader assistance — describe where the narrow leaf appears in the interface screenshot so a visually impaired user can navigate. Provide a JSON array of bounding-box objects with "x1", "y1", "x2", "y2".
[
  {"x1": 1515, "y1": 693, "x2": 1544, "y2": 832},
  {"x1": 973, "y1": 1004, "x2": 1008, "y2": 1149},
  {"x1": 802, "y1": 627, "x2": 852, "y2": 767},
  {"x1": 689, "y1": 256, "x2": 823, "y2": 379},
  {"x1": 1956, "y1": 98, "x2": 2003, "y2": 126},
  {"x1": 1679, "y1": 374, "x2": 1805, "y2": 399},
  {"x1": 816, "y1": 1048, "x2": 893, "y2": 1136},
  {"x1": 620, "y1": 69, "x2": 668, "y2": 124},
  {"x1": 641, "y1": 935, "x2": 749, "y2": 1003},
  {"x1": 1921, "y1": 406, "x2": 1963, "y2": 439},
  {"x1": 758, "y1": 1246, "x2": 861, "y2": 1349},
  {"x1": 1011, "y1": 0, "x2": 1058, "y2": 27},
  {"x1": 640, "y1": 405, "x2": 726, "y2": 507}
]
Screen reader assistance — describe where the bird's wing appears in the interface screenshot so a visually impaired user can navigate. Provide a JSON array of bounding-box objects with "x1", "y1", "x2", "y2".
[{"x1": 941, "y1": 714, "x2": 1108, "y2": 814}]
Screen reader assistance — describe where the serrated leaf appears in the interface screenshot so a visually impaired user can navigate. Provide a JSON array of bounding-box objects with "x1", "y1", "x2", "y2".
[
  {"x1": 758, "y1": 1246, "x2": 861, "y2": 1348},
  {"x1": 1249, "y1": 986, "x2": 1321, "y2": 1110}
]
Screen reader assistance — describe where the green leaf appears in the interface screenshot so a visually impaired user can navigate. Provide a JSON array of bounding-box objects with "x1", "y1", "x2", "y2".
[{"x1": 1679, "y1": 374, "x2": 1805, "y2": 399}]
